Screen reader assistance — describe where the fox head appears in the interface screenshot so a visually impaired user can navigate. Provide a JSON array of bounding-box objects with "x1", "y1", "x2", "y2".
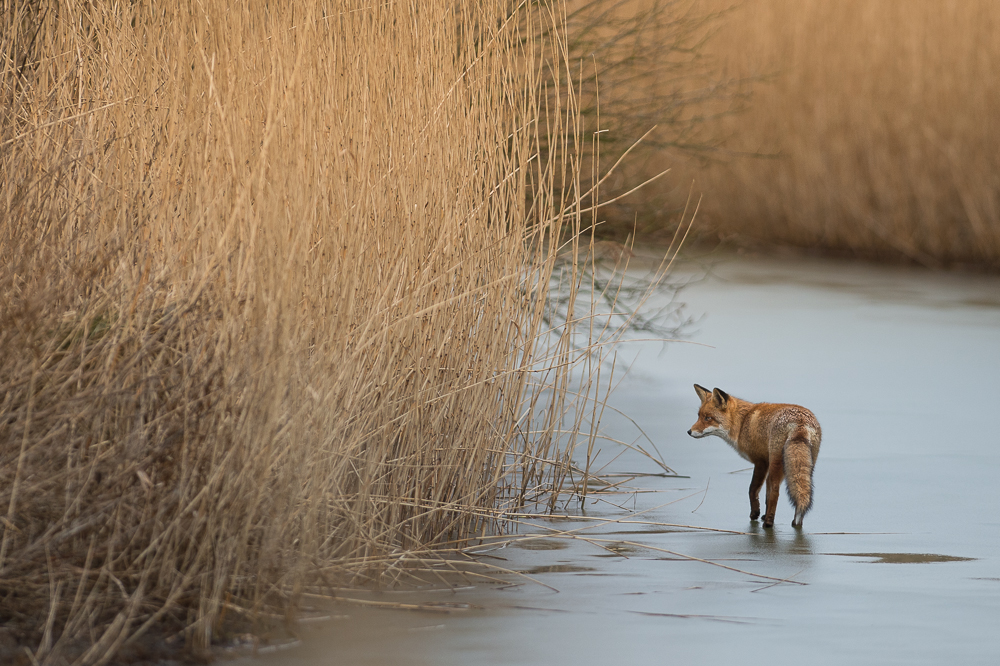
[{"x1": 688, "y1": 384, "x2": 734, "y2": 440}]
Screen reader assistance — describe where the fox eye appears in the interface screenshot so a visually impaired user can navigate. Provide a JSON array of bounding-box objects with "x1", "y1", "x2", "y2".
[{"x1": 702, "y1": 414, "x2": 713, "y2": 423}]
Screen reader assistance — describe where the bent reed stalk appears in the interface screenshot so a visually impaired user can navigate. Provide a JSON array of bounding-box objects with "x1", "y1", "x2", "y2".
[{"x1": 0, "y1": 1, "x2": 651, "y2": 661}]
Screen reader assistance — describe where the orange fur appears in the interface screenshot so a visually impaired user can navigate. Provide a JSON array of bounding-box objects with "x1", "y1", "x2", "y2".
[{"x1": 688, "y1": 384, "x2": 821, "y2": 528}]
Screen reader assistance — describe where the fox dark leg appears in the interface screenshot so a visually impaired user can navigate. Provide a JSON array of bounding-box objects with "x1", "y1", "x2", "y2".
[
  {"x1": 763, "y1": 458, "x2": 785, "y2": 528},
  {"x1": 749, "y1": 461, "x2": 767, "y2": 520}
]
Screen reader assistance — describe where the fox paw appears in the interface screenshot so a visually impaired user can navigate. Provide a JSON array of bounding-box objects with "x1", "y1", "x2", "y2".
[
  {"x1": 750, "y1": 511, "x2": 760, "y2": 520},
  {"x1": 762, "y1": 520, "x2": 774, "y2": 528}
]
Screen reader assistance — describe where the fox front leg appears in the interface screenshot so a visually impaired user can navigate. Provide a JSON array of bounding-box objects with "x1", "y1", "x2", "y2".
[{"x1": 749, "y1": 461, "x2": 768, "y2": 521}]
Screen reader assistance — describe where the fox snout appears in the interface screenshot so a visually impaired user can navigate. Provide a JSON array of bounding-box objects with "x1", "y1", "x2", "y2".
[{"x1": 687, "y1": 426, "x2": 707, "y2": 438}]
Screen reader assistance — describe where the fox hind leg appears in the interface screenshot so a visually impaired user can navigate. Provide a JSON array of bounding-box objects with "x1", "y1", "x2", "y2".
[
  {"x1": 749, "y1": 461, "x2": 767, "y2": 521},
  {"x1": 763, "y1": 458, "x2": 784, "y2": 528}
]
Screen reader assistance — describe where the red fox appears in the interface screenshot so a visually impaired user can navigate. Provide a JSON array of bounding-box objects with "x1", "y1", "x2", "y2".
[{"x1": 687, "y1": 384, "x2": 821, "y2": 528}]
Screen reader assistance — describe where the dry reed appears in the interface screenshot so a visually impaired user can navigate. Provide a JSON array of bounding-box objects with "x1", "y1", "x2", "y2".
[
  {"x1": 694, "y1": 0, "x2": 1000, "y2": 267},
  {"x1": 0, "y1": 1, "x2": 667, "y2": 662},
  {"x1": 574, "y1": 0, "x2": 1000, "y2": 268},
  {"x1": 559, "y1": 0, "x2": 733, "y2": 238}
]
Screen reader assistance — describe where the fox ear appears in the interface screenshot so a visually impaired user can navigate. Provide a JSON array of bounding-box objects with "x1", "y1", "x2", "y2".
[
  {"x1": 712, "y1": 388, "x2": 730, "y2": 407},
  {"x1": 694, "y1": 384, "x2": 711, "y2": 401}
]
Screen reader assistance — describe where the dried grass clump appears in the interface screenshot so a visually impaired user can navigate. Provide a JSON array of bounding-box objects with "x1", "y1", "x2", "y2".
[{"x1": 1, "y1": 1, "x2": 654, "y2": 662}]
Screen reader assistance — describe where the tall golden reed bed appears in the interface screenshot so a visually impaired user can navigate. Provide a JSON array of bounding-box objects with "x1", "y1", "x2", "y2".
[
  {"x1": 1, "y1": 2, "x2": 629, "y2": 661},
  {"x1": 692, "y1": 0, "x2": 1000, "y2": 267},
  {"x1": 574, "y1": 0, "x2": 1000, "y2": 268}
]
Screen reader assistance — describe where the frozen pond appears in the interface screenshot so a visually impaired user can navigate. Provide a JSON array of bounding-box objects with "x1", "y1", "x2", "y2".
[{"x1": 246, "y1": 253, "x2": 1000, "y2": 665}]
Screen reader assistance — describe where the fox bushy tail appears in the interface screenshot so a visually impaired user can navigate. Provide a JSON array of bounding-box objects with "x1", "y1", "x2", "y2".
[{"x1": 784, "y1": 429, "x2": 815, "y2": 528}]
